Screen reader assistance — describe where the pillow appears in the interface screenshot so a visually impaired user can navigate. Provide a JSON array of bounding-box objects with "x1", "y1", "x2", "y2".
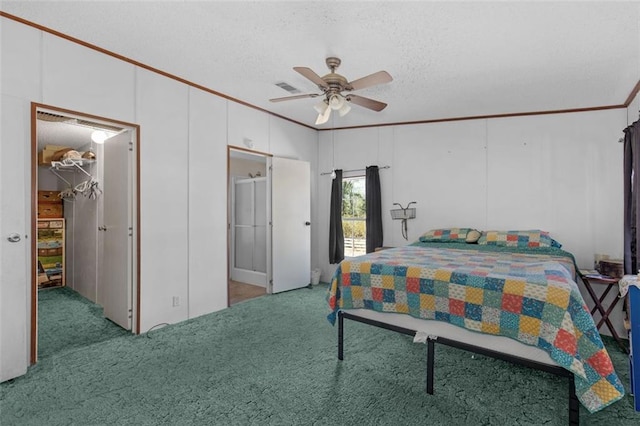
[
  {"x1": 550, "y1": 238, "x2": 563, "y2": 249},
  {"x1": 465, "y1": 229, "x2": 481, "y2": 243},
  {"x1": 477, "y1": 230, "x2": 553, "y2": 248},
  {"x1": 419, "y1": 228, "x2": 471, "y2": 243}
]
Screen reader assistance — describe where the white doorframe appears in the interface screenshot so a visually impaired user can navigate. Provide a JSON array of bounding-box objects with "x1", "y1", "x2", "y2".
[{"x1": 30, "y1": 103, "x2": 141, "y2": 363}]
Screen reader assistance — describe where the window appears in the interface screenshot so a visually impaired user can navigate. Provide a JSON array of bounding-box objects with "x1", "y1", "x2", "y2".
[{"x1": 342, "y1": 176, "x2": 366, "y2": 257}]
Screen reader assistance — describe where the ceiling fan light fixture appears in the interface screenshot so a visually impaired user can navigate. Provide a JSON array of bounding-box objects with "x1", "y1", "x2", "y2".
[
  {"x1": 313, "y1": 100, "x2": 328, "y2": 114},
  {"x1": 329, "y1": 94, "x2": 345, "y2": 110},
  {"x1": 338, "y1": 102, "x2": 351, "y2": 117},
  {"x1": 315, "y1": 105, "x2": 331, "y2": 125}
]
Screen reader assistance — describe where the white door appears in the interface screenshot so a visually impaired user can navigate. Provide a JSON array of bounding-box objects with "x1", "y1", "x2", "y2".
[
  {"x1": 270, "y1": 157, "x2": 311, "y2": 293},
  {"x1": 101, "y1": 131, "x2": 132, "y2": 330},
  {"x1": 0, "y1": 96, "x2": 29, "y2": 380}
]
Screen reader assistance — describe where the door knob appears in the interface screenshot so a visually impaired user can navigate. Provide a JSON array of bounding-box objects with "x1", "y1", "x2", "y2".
[
  {"x1": 7, "y1": 233, "x2": 21, "y2": 243},
  {"x1": 305, "y1": 221, "x2": 311, "y2": 226}
]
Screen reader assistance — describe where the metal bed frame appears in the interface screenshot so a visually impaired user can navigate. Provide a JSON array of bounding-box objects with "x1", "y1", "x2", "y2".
[{"x1": 337, "y1": 310, "x2": 579, "y2": 426}]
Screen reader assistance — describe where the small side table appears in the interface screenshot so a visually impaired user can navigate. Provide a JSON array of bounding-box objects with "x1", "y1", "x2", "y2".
[{"x1": 578, "y1": 272, "x2": 628, "y2": 353}]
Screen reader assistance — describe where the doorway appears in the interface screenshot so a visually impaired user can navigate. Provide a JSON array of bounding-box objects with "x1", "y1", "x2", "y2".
[
  {"x1": 228, "y1": 148, "x2": 269, "y2": 305},
  {"x1": 227, "y1": 146, "x2": 312, "y2": 306},
  {"x1": 30, "y1": 103, "x2": 140, "y2": 363}
]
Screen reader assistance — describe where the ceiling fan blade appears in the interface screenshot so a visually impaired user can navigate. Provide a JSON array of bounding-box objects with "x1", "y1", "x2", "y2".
[
  {"x1": 294, "y1": 67, "x2": 329, "y2": 89},
  {"x1": 347, "y1": 71, "x2": 392, "y2": 91},
  {"x1": 269, "y1": 93, "x2": 320, "y2": 102},
  {"x1": 347, "y1": 94, "x2": 388, "y2": 112}
]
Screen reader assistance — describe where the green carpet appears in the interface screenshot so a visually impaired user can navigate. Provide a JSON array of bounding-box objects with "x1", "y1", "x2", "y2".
[
  {"x1": 1, "y1": 284, "x2": 639, "y2": 425},
  {"x1": 37, "y1": 287, "x2": 130, "y2": 359}
]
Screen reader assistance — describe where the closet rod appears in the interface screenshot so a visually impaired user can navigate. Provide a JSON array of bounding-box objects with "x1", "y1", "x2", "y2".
[{"x1": 320, "y1": 165, "x2": 390, "y2": 176}]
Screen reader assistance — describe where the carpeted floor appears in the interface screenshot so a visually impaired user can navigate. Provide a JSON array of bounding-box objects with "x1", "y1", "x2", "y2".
[
  {"x1": 1, "y1": 284, "x2": 639, "y2": 425},
  {"x1": 37, "y1": 287, "x2": 130, "y2": 359}
]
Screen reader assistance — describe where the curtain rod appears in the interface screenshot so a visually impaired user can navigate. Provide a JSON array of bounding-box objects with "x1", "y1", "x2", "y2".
[{"x1": 320, "y1": 165, "x2": 390, "y2": 176}]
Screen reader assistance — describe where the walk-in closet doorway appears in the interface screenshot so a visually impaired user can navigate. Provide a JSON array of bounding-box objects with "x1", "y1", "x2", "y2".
[{"x1": 30, "y1": 103, "x2": 140, "y2": 363}]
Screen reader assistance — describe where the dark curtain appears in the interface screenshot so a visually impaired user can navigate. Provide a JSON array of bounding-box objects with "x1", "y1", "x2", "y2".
[
  {"x1": 624, "y1": 119, "x2": 640, "y2": 274},
  {"x1": 329, "y1": 170, "x2": 344, "y2": 264},
  {"x1": 365, "y1": 166, "x2": 383, "y2": 253}
]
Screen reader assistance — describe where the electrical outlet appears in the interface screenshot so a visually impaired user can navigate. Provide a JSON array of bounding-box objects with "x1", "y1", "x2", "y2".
[{"x1": 172, "y1": 296, "x2": 180, "y2": 307}]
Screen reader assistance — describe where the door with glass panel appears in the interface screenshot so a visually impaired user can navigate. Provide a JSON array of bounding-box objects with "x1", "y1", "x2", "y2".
[{"x1": 231, "y1": 177, "x2": 267, "y2": 287}]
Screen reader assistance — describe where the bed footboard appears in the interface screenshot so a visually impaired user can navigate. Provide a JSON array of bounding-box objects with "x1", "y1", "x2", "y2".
[{"x1": 337, "y1": 310, "x2": 579, "y2": 426}]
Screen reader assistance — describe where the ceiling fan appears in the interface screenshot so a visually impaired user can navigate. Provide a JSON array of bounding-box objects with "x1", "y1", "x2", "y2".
[{"x1": 269, "y1": 57, "x2": 392, "y2": 125}]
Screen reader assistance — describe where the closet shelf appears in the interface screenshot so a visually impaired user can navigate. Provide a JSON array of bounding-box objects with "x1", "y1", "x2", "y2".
[
  {"x1": 50, "y1": 158, "x2": 95, "y2": 169},
  {"x1": 50, "y1": 159, "x2": 95, "y2": 179}
]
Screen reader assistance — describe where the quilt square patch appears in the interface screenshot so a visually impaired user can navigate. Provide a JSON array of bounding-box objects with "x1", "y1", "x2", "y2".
[
  {"x1": 554, "y1": 328, "x2": 578, "y2": 356},
  {"x1": 503, "y1": 279, "x2": 526, "y2": 295},
  {"x1": 350, "y1": 272, "x2": 361, "y2": 286},
  {"x1": 382, "y1": 275, "x2": 395, "y2": 289},
  {"x1": 406, "y1": 277, "x2": 420, "y2": 293},
  {"x1": 519, "y1": 316, "x2": 542, "y2": 336},
  {"x1": 465, "y1": 302, "x2": 483, "y2": 321},
  {"x1": 521, "y1": 297, "x2": 545, "y2": 319},
  {"x1": 434, "y1": 281, "x2": 450, "y2": 297},
  {"x1": 372, "y1": 287, "x2": 384, "y2": 302},
  {"x1": 407, "y1": 266, "x2": 422, "y2": 278},
  {"x1": 420, "y1": 294, "x2": 435, "y2": 311},
  {"x1": 449, "y1": 299, "x2": 465, "y2": 317},
  {"x1": 485, "y1": 277, "x2": 505, "y2": 292},
  {"x1": 465, "y1": 287, "x2": 484, "y2": 305},
  {"x1": 500, "y1": 311, "x2": 520, "y2": 331},
  {"x1": 482, "y1": 290, "x2": 503, "y2": 308},
  {"x1": 383, "y1": 289, "x2": 396, "y2": 303},
  {"x1": 501, "y1": 293, "x2": 523, "y2": 313},
  {"x1": 420, "y1": 279, "x2": 435, "y2": 295}
]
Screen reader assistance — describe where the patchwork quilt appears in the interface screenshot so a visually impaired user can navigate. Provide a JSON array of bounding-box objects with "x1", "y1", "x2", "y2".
[{"x1": 327, "y1": 244, "x2": 624, "y2": 413}]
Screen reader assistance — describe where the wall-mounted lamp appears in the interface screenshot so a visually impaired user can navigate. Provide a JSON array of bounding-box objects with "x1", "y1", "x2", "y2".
[{"x1": 390, "y1": 202, "x2": 417, "y2": 240}]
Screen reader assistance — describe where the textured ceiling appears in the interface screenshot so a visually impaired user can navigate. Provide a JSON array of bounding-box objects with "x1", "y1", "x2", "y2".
[{"x1": 3, "y1": 1, "x2": 639, "y2": 129}]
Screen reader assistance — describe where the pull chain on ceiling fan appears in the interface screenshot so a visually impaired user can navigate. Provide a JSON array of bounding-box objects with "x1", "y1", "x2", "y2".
[{"x1": 269, "y1": 57, "x2": 392, "y2": 125}]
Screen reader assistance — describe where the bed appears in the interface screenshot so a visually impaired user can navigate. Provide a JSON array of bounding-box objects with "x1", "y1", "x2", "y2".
[{"x1": 327, "y1": 229, "x2": 625, "y2": 425}]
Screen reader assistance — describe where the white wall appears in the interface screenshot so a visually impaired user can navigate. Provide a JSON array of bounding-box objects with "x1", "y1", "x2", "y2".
[
  {"x1": 187, "y1": 87, "x2": 229, "y2": 319},
  {"x1": 0, "y1": 16, "x2": 318, "y2": 382},
  {"x1": 318, "y1": 110, "x2": 626, "y2": 277}
]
